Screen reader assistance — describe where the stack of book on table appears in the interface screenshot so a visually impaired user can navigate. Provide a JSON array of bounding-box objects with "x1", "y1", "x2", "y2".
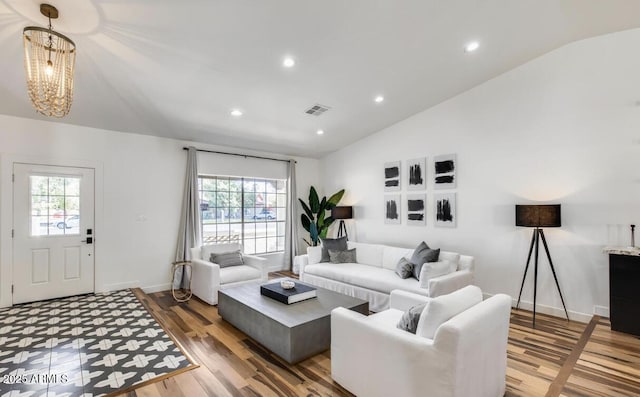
[{"x1": 260, "y1": 280, "x2": 317, "y2": 304}]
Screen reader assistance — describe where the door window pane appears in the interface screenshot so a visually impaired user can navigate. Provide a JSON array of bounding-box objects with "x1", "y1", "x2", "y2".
[{"x1": 30, "y1": 175, "x2": 81, "y2": 236}]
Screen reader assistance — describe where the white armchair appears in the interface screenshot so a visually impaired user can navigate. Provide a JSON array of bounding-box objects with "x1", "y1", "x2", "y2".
[
  {"x1": 190, "y1": 243, "x2": 268, "y2": 305},
  {"x1": 331, "y1": 287, "x2": 511, "y2": 397}
]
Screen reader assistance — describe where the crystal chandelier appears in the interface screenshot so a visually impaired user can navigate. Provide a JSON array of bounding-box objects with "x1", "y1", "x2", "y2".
[{"x1": 23, "y1": 4, "x2": 76, "y2": 118}]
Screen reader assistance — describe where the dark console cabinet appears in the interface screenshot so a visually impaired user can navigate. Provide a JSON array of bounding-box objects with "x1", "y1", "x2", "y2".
[{"x1": 609, "y1": 254, "x2": 640, "y2": 336}]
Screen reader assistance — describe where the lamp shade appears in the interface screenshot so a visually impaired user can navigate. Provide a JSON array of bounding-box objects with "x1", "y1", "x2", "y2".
[
  {"x1": 515, "y1": 204, "x2": 561, "y2": 227},
  {"x1": 331, "y1": 206, "x2": 353, "y2": 220}
]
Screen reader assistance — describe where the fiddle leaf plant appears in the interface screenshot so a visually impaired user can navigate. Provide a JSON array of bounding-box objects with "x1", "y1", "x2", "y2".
[{"x1": 299, "y1": 186, "x2": 345, "y2": 246}]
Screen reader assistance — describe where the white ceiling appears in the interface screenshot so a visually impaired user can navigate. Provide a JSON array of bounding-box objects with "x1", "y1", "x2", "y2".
[{"x1": 1, "y1": 0, "x2": 640, "y2": 158}]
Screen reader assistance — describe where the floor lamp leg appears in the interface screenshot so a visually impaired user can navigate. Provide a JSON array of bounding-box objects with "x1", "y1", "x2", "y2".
[
  {"x1": 533, "y1": 228, "x2": 540, "y2": 327},
  {"x1": 539, "y1": 229, "x2": 570, "y2": 321},
  {"x1": 516, "y1": 230, "x2": 537, "y2": 309}
]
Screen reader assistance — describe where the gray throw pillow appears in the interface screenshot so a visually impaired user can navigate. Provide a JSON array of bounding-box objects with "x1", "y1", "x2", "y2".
[
  {"x1": 395, "y1": 257, "x2": 414, "y2": 279},
  {"x1": 329, "y1": 248, "x2": 357, "y2": 264},
  {"x1": 320, "y1": 236, "x2": 348, "y2": 262},
  {"x1": 397, "y1": 303, "x2": 427, "y2": 334},
  {"x1": 210, "y1": 250, "x2": 244, "y2": 268},
  {"x1": 411, "y1": 241, "x2": 440, "y2": 280}
]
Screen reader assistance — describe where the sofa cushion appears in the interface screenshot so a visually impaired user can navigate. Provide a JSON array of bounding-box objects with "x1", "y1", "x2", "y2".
[
  {"x1": 396, "y1": 303, "x2": 427, "y2": 334},
  {"x1": 411, "y1": 242, "x2": 440, "y2": 280},
  {"x1": 210, "y1": 250, "x2": 244, "y2": 268},
  {"x1": 416, "y1": 285, "x2": 483, "y2": 339},
  {"x1": 395, "y1": 257, "x2": 414, "y2": 279},
  {"x1": 369, "y1": 308, "x2": 405, "y2": 327},
  {"x1": 304, "y1": 263, "x2": 428, "y2": 296},
  {"x1": 219, "y1": 265, "x2": 261, "y2": 285},
  {"x1": 382, "y1": 246, "x2": 414, "y2": 270},
  {"x1": 347, "y1": 242, "x2": 384, "y2": 267},
  {"x1": 329, "y1": 248, "x2": 357, "y2": 263},
  {"x1": 321, "y1": 236, "x2": 348, "y2": 262}
]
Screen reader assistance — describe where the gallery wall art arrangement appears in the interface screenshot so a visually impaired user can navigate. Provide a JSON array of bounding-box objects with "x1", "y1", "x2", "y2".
[{"x1": 383, "y1": 154, "x2": 457, "y2": 227}]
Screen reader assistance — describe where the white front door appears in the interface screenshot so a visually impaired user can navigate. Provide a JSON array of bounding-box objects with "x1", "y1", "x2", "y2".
[{"x1": 12, "y1": 163, "x2": 95, "y2": 304}]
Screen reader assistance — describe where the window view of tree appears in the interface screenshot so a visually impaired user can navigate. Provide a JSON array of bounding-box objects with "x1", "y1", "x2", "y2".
[
  {"x1": 198, "y1": 176, "x2": 286, "y2": 254},
  {"x1": 30, "y1": 176, "x2": 81, "y2": 236}
]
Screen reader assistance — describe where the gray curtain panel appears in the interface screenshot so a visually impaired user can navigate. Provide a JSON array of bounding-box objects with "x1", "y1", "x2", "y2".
[
  {"x1": 283, "y1": 159, "x2": 298, "y2": 270},
  {"x1": 174, "y1": 146, "x2": 202, "y2": 288}
]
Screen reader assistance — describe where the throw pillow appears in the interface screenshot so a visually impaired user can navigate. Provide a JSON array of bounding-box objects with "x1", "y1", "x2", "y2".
[
  {"x1": 410, "y1": 241, "x2": 440, "y2": 280},
  {"x1": 210, "y1": 250, "x2": 244, "y2": 268},
  {"x1": 395, "y1": 257, "x2": 414, "y2": 279},
  {"x1": 397, "y1": 303, "x2": 427, "y2": 334},
  {"x1": 320, "y1": 236, "x2": 348, "y2": 262},
  {"x1": 419, "y1": 261, "x2": 453, "y2": 288},
  {"x1": 329, "y1": 248, "x2": 357, "y2": 264}
]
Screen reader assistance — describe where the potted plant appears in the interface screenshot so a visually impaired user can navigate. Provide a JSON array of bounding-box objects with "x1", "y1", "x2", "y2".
[{"x1": 299, "y1": 186, "x2": 345, "y2": 246}]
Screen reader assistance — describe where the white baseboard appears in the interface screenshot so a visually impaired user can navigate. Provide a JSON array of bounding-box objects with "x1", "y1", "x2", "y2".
[
  {"x1": 594, "y1": 305, "x2": 610, "y2": 318},
  {"x1": 97, "y1": 280, "x2": 140, "y2": 293},
  {"x1": 483, "y1": 292, "x2": 593, "y2": 324},
  {"x1": 141, "y1": 283, "x2": 171, "y2": 293}
]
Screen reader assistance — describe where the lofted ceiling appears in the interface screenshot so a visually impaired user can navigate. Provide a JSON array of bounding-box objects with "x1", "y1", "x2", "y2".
[{"x1": 1, "y1": 0, "x2": 640, "y2": 158}]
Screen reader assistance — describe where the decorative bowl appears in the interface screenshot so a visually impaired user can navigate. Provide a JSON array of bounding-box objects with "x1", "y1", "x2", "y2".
[{"x1": 280, "y1": 280, "x2": 296, "y2": 290}]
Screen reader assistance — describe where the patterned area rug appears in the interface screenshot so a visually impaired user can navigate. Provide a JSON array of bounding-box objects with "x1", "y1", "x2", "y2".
[{"x1": 0, "y1": 289, "x2": 196, "y2": 396}]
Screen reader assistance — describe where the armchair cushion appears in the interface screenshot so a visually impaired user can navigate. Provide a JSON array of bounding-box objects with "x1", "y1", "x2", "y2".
[
  {"x1": 210, "y1": 250, "x2": 244, "y2": 268},
  {"x1": 320, "y1": 236, "x2": 348, "y2": 262},
  {"x1": 219, "y1": 265, "x2": 261, "y2": 284},
  {"x1": 416, "y1": 285, "x2": 483, "y2": 339}
]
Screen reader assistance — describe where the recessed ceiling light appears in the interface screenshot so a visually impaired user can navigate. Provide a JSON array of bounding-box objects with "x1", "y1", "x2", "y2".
[
  {"x1": 374, "y1": 95, "x2": 385, "y2": 103},
  {"x1": 283, "y1": 57, "x2": 296, "y2": 68},
  {"x1": 316, "y1": 129, "x2": 324, "y2": 135},
  {"x1": 230, "y1": 109, "x2": 243, "y2": 117},
  {"x1": 464, "y1": 41, "x2": 480, "y2": 53}
]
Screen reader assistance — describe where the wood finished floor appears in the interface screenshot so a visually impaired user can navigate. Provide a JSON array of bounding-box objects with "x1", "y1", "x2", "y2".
[{"x1": 125, "y1": 272, "x2": 640, "y2": 397}]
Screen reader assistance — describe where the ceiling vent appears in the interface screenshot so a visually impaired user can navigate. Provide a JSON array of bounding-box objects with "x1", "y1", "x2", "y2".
[{"x1": 305, "y1": 104, "x2": 331, "y2": 116}]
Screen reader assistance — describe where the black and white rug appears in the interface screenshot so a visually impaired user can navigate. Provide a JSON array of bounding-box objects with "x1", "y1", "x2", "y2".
[{"x1": 0, "y1": 289, "x2": 195, "y2": 396}]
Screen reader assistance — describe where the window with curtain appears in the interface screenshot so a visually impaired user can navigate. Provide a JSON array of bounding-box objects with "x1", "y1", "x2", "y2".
[{"x1": 198, "y1": 175, "x2": 287, "y2": 254}]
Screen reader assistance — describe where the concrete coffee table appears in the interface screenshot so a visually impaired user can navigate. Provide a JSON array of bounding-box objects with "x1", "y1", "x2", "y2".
[{"x1": 218, "y1": 279, "x2": 369, "y2": 364}]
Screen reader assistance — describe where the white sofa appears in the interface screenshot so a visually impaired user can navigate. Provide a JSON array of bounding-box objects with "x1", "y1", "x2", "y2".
[
  {"x1": 190, "y1": 243, "x2": 268, "y2": 305},
  {"x1": 299, "y1": 241, "x2": 474, "y2": 312},
  {"x1": 331, "y1": 287, "x2": 512, "y2": 397}
]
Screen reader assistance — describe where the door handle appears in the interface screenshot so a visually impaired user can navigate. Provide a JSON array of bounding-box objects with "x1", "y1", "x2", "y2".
[{"x1": 81, "y1": 237, "x2": 93, "y2": 244}]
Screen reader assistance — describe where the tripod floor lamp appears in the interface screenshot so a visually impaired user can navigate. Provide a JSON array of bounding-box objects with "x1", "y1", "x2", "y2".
[
  {"x1": 332, "y1": 206, "x2": 353, "y2": 239},
  {"x1": 515, "y1": 204, "x2": 569, "y2": 327}
]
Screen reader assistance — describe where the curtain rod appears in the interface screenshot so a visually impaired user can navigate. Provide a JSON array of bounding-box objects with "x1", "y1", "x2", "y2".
[{"x1": 183, "y1": 147, "x2": 296, "y2": 163}]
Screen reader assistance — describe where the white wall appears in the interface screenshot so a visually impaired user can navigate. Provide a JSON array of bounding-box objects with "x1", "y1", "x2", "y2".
[
  {"x1": 321, "y1": 29, "x2": 640, "y2": 321},
  {"x1": 0, "y1": 115, "x2": 321, "y2": 307}
]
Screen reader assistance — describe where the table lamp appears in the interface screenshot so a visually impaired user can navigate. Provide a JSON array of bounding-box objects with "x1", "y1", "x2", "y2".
[{"x1": 332, "y1": 206, "x2": 353, "y2": 240}]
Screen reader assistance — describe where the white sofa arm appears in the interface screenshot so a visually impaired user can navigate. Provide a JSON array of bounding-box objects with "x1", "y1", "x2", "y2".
[
  {"x1": 390, "y1": 290, "x2": 431, "y2": 312},
  {"x1": 243, "y1": 254, "x2": 268, "y2": 281},
  {"x1": 297, "y1": 254, "x2": 309, "y2": 277},
  {"x1": 427, "y1": 269, "x2": 474, "y2": 298},
  {"x1": 331, "y1": 307, "x2": 451, "y2": 397},
  {"x1": 191, "y1": 258, "x2": 221, "y2": 305}
]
